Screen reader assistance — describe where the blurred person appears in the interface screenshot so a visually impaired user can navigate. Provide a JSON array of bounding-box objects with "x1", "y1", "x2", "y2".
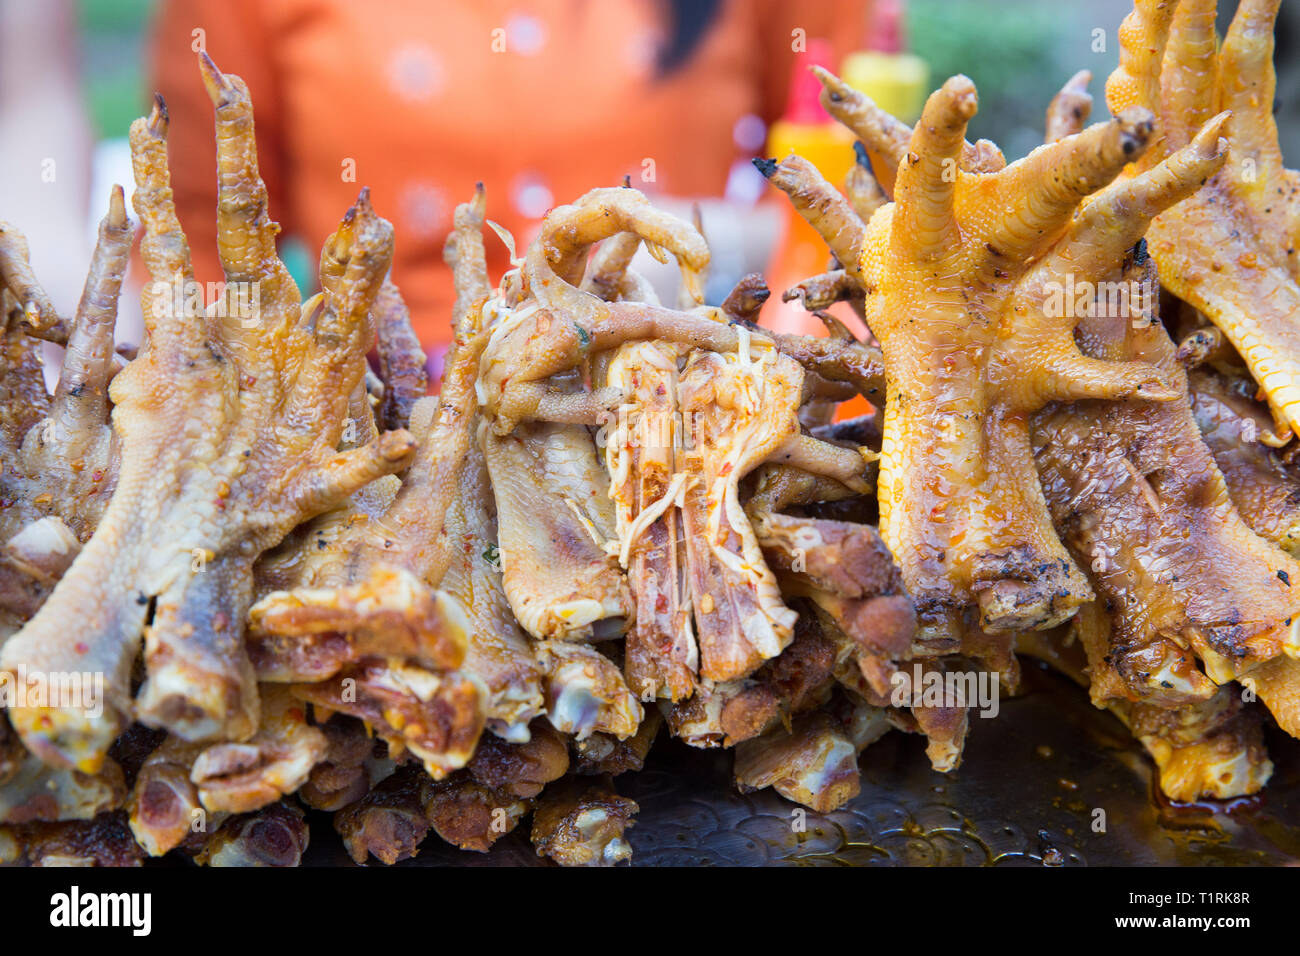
[
  {"x1": 0, "y1": 0, "x2": 94, "y2": 320},
  {"x1": 150, "y1": 0, "x2": 872, "y2": 362}
]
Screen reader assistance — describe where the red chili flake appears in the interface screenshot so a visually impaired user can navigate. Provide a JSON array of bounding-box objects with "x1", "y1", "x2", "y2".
[
  {"x1": 214, "y1": 498, "x2": 226, "y2": 511},
  {"x1": 244, "y1": 375, "x2": 257, "y2": 387},
  {"x1": 287, "y1": 707, "x2": 305, "y2": 723},
  {"x1": 75, "y1": 641, "x2": 89, "y2": 654},
  {"x1": 718, "y1": 462, "x2": 733, "y2": 477},
  {"x1": 91, "y1": 469, "x2": 105, "y2": 483}
]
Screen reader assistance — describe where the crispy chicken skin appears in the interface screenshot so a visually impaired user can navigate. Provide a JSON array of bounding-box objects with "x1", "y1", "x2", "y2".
[
  {"x1": 1, "y1": 811, "x2": 144, "y2": 867},
  {"x1": 1107, "y1": 0, "x2": 1300, "y2": 440},
  {"x1": 530, "y1": 776, "x2": 636, "y2": 867},
  {"x1": 335, "y1": 763, "x2": 431, "y2": 865},
  {"x1": 1188, "y1": 366, "x2": 1300, "y2": 554},
  {"x1": 2, "y1": 57, "x2": 415, "y2": 771},
  {"x1": 1035, "y1": 257, "x2": 1300, "y2": 729},
  {"x1": 193, "y1": 800, "x2": 308, "y2": 867}
]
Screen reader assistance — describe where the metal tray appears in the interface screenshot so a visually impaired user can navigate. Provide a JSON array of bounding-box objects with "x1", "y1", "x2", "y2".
[{"x1": 302, "y1": 664, "x2": 1300, "y2": 866}]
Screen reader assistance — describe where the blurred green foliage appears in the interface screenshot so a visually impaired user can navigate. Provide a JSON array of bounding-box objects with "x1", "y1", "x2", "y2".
[
  {"x1": 78, "y1": 0, "x2": 150, "y2": 140},
  {"x1": 79, "y1": 0, "x2": 150, "y2": 32},
  {"x1": 908, "y1": 0, "x2": 1123, "y2": 161}
]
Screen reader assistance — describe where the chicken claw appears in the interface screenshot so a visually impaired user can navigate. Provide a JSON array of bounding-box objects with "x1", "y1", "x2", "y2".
[
  {"x1": 1106, "y1": 0, "x2": 1300, "y2": 440},
  {"x1": 854, "y1": 74, "x2": 1183, "y2": 643},
  {"x1": 2, "y1": 57, "x2": 413, "y2": 772}
]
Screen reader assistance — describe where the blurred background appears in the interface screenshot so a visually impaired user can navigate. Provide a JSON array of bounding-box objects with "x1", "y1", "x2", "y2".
[{"x1": 1, "y1": 0, "x2": 1296, "y2": 369}]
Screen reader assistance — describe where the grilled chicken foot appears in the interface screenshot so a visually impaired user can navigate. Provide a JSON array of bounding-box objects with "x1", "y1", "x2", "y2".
[
  {"x1": 1107, "y1": 0, "x2": 1300, "y2": 440},
  {"x1": 1189, "y1": 365, "x2": 1300, "y2": 555},
  {"x1": 812, "y1": 64, "x2": 1006, "y2": 194},
  {"x1": 846, "y1": 72, "x2": 1196, "y2": 644},
  {"x1": 479, "y1": 187, "x2": 749, "y2": 435},
  {"x1": 2, "y1": 57, "x2": 414, "y2": 772},
  {"x1": 249, "y1": 190, "x2": 497, "y2": 765},
  {"x1": 2, "y1": 187, "x2": 130, "y2": 545},
  {"x1": 1034, "y1": 254, "x2": 1300, "y2": 732}
]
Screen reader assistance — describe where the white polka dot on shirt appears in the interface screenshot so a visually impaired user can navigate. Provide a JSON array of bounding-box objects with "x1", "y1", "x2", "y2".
[
  {"x1": 733, "y1": 114, "x2": 767, "y2": 153},
  {"x1": 624, "y1": 30, "x2": 662, "y2": 74},
  {"x1": 399, "y1": 181, "x2": 449, "y2": 239},
  {"x1": 387, "y1": 43, "x2": 445, "y2": 102},
  {"x1": 506, "y1": 13, "x2": 547, "y2": 56},
  {"x1": 512, "y1": 172, "x2": 554, "y2": 219}
]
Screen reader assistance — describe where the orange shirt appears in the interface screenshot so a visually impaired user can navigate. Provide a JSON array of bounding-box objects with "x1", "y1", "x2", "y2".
[{"x1": 149, "y1": 0, "x2": 870, "y2": 347}]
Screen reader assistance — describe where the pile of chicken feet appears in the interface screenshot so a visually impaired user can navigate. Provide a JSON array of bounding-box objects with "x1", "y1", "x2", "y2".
[{"x1": 4, "y1": 0, "x2": 1300, "y2": 866}]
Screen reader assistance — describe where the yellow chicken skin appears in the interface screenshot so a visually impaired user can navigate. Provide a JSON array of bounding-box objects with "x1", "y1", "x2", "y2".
[
  {"x1": 852, "y1": 74, "x2": 1195, "y2": 646},
  {"x1": 1107, "y1": 0, "x2": 1300, "y2": 440},
  {"x1": 761, "y1": 61, "x2": 1282, "y2": 785}
]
